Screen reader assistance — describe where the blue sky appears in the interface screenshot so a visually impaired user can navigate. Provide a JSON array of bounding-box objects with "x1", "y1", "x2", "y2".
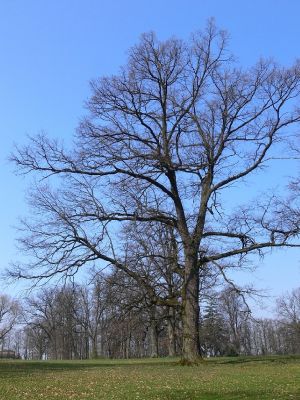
[{"x1": 0, "y1": 0, "x2": 300, "y2": 315}]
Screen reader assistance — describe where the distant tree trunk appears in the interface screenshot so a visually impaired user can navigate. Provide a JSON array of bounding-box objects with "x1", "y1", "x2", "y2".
[
  {"x1": 149, "y1": 307, "x2": 158, "y2": 357},
  {"x1": 38, "y1": 347, "x2": 43, "y2": 360},
  {"x1": 91, "y1": 334, "x2": 98, "y2": 358},
  {"x1": 84, "y1": 331, "x2": 90, "y2": 359},
  {"x1": 125, "y1": 333, "x2": 131, "y2": 358},
  {"x1": 53, "y1": 334, "x2": 58, "y2": 360},
  {"x1": 167, "y1": 307, "x2": 176, "y2": 357}
]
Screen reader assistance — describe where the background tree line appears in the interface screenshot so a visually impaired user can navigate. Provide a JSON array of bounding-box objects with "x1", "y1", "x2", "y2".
[{"x1": 1, "y1": 282, "x2": 299, "y2": 360}]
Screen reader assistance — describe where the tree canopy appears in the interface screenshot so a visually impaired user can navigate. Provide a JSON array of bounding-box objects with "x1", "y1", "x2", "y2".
[{"x1": 11, "y1": 21, "x2": 300, "y2": 362}]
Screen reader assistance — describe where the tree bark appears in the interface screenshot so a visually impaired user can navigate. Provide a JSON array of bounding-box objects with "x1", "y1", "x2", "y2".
[
  {"x1": 149, "y1": 306, "x2": 159, "y2": 357},
  {"x1": 181, "y1": 254, "x2": 201, "y2": 363},
  {"x1": 91, "y1": 334, "x2": 98, "y2": 358},
  {"x1": 167, "y1": 307, "x2": 176, "y2": 357}
]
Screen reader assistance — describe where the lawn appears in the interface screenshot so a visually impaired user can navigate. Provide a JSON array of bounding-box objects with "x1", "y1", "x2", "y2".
[{"x1": 0, "y1": 355, "x2": 299, "y2": 399}]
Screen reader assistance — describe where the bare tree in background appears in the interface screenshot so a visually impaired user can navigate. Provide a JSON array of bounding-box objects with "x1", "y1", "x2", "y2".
[
  {"x1": 11, "y1": 20, "x2": 300, "y2": 362},
  {"x1": 0, "y1": 294, "x2": 21, "y2": 346},
  {"x1": 219, "y1": 286, "x2": 251, "y2": 355},
  {"x1": 277, "y1": 288, "x2": 300, "y2": 353}
]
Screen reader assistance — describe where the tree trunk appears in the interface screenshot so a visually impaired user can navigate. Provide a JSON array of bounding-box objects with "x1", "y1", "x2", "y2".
[
  {"x1": 149, "y1": 306, "x2": 158, "y2": 357},
  {"x1": 181, "y1": 255, "x2": 201, "y2": 363},
  {"x1": 125, "y1": 333, "x2": 131, "y2": 358},
  {"x1": 167, "y1": 307, "x2": 176, "y2": 357},
  {"x1": 91, "y1": 334, "x2": 98, "y2": 358}
]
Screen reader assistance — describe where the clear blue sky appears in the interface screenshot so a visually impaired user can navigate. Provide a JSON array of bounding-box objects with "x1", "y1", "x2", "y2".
[{"x1": 0, "y1": 0, "x2": 300, "y2": 315}]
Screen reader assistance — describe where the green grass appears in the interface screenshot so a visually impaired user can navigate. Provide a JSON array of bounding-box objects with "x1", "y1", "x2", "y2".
[{"x1": 0, "y1": 355, "x2": 299, "y2": 399}]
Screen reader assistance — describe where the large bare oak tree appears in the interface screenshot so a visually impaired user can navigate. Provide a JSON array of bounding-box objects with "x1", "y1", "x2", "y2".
[{"x1": 11, "y1": 21, "x2": 300, "y2": 362}]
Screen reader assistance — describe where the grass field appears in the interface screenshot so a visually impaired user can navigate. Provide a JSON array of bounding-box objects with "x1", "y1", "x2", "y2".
[{"x1": 0, "y1": 355, "x2": 299, "y2": 399}]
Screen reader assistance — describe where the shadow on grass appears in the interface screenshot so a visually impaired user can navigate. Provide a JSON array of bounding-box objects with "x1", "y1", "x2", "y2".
[
  {"x1": 216, "y1": 354, "x2": 300, "y2": 365},
  {"x1": 0, "y1": 354, "x2": 299, "y2": 375},
  {"x1": 0, "y1": 357, "x2": 178, "y2": 374}
]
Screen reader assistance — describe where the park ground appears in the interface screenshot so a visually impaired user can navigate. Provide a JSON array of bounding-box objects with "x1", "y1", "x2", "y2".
[{"x1": 0, "y1": 355, "x2": 299, "y2": 399}]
